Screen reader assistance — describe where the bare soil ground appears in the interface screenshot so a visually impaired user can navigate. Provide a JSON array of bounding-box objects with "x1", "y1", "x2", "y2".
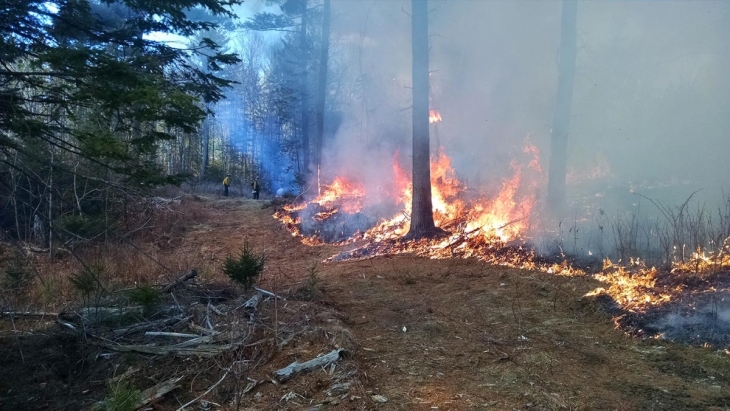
[{"x1": 3, "y1": 195, "x2": 730, "y2": 411}]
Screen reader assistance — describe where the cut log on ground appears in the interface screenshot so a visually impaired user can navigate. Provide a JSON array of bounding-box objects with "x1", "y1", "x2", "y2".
[
  {"x1": 163, "y1": 270, "x2": 198, "y2": 293},
  {"x1": 275, "y1": 348, "x2": 346, "y2": 382}
]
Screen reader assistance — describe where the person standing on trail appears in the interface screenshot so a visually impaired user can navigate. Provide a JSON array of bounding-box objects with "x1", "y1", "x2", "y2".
[
  {"x1": 223, "y1": 174, "x2": 230, "y2": 197},
  {"x1": 252, "y1": 179, "x2": 260, "y2": 200}
]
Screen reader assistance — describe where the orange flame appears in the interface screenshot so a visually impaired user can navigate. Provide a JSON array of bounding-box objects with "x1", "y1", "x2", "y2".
[
  {"x1": 365, "y1": 145, "x2": 538, "y2": 245},
  {"x1": 312, "y1": 176, "x2": 365, "y2": 213},
  {"x1": 429, "y1": 109, "x2": 442, "y2": 124}
]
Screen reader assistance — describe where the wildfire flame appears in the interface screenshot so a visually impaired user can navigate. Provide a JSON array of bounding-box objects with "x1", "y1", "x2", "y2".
[
  {"x1": 274, "y1": 143, "x2": 730, "y2": 335},
  {"x1": 429, "y1": 109, "x2": 442, "y2": 124},
  {"x1": 312, "y1": 176, "x2": 365, "y2": 214}
]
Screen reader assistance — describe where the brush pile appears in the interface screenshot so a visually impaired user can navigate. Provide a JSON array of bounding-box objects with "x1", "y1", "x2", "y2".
[{"x1": 51, "y1": 271, "x2": 268, "y2": 358}]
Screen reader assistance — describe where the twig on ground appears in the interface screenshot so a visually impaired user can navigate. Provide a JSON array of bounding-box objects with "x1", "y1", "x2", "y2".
[{"x1": 175, "y1": 368, "x2": 230, "y2": 411}]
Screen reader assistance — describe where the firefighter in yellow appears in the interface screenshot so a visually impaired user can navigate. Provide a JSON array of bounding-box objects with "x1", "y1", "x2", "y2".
[{"x1": 222, "y1": 174, "x2": 230, "y2": 197}]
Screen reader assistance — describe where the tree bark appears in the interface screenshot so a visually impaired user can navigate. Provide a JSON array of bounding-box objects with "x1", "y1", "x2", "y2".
[
  {"x1": 313, "y1": 0, "x2": 331, "y2": 174},
  {"x1": 299, "y1": 0, "x2": 310, "y2": 175},
  {"x1": 405, "y1": 0, "x2": 441, "y2": 240},
  {"x1": 547, "y1": 0, "x2": 577, "y2": 211}
]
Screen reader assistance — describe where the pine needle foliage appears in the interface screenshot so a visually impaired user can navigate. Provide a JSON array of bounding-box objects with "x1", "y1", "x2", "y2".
[
  {"x1": 223, "y1": 241, "x2": 266, "y2": 291},
  {"x1": 95, "y1": 380, "x2": 141, "y2": 411}
]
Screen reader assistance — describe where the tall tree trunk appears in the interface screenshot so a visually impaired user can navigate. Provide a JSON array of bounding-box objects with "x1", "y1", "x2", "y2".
[
  {"x1": 547, "y1": 0, "x2": 577, "y2": 211},
  {"x1": 200, "y1": 110, "x2": 210, "y2": 179},
  {"x1": 299, "y1": 0, "x2": 310, "y2": 175},
  {"x1": 405, "y1": 0, "x2": 441, "y2": 240},
  {"x1": 313, "y1": 0, "x2": 331, "y2": 175}
]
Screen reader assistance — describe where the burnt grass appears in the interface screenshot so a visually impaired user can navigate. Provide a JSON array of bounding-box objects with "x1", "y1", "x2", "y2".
[{"x1": 5, "y1": 196, "x2": 730, "y2": 410}]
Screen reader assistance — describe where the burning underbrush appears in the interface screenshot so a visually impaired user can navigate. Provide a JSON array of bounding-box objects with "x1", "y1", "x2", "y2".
[
  {"x1": 273, "y1": 145, "x2": 730, "y2": 348},
  {"x1": 274, "y1": 144, "x2": 543, "y2": 259}
]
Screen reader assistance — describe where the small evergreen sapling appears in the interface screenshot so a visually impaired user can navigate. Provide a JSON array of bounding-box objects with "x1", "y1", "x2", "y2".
[{"x1": 223, "y1": 241, "x2": 265, "y2": 291}]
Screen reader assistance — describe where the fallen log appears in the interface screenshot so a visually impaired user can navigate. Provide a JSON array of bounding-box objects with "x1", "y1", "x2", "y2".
[
  {"x1": 109, "y1": 315, "x2": 186, "y2": 338},
  {"x1": 163, "y1": 270, "x2": 198, "y2": 293},
  {"x1": 1, "y1": 311, "x2": 58, "y2": 317},
  {"x1": 274, "y1": 348, "x2": 345, "y2": 382},
  {"x1": 97, "y1": 341, "x2": 244, "y2": 358}
]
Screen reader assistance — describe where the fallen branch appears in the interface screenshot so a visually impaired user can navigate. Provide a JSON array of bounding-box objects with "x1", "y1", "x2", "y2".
[
  {"x1": 254, "y1": 287, "x2": 285, "y2": 300},
  {"x1": 144, "y1": 332, "x2": 200, "y2": 338},
  {"x1": 56, "y1": 318, "x2": 77, "y2": 332},
  {"x1": 189, "y1": 322, "x2": 220, "y2": 336},
  {"x1": 234, "y1": 292, "x2": 262, "y2": 311},
  {"x1": 244, "y1": 292, "x2": 262, "y2": 310},
  {"x1": 97, "y1": 341, "x2": 245, "y2": 358},
  {"x1": 275, "y1": 348, "x2": 345, "y2": 382},
  {"x1": 208, "y1": 302, "x2": 223, "y2": 316},
  {"x1": 135, "y1": 375, "x2": 184, "y2": 409},
  {"x1": 163, "y1": 270, "x2": 198, "y2": 293},
  {"x1": 1, "y1": 311, "x2": 58, "y2": 317},
  {"x1": 75, "y1": 306, "x2": 145, "y2": 325},
  {"x1": 109, "y1": 315, "x2": 186, "y2": 338},
  {"x1": 176, "y1": 369, "x2": 229, "y2": 411}
]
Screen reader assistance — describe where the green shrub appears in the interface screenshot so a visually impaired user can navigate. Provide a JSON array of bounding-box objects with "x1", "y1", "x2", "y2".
[
  {"x1": 56, "y1": 214, "x2": 108, "y2": 239},
  {"x1": 95, "y1": 380, "x2": 141, "y2": 411},
  {"x1": 2, "y1": 260, "x2": 33, "y2": 290},
  {"x1": 126, "y1": 285, "x2": 160, "y2": 312},
  {"x1": 223, "y1": 241, "x2": 265, "y2": 291},
  {"x1": 69, "y1": 264, "x2": 105, "y2": 303}
]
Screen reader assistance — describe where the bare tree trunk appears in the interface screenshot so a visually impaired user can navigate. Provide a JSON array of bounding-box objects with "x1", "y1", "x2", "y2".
[
  {"x1": 547, "y1": 0, "x2": 577, "y2": 211},
  {"x1": 313, "y1": 0, "x2": 331, "y2": 175},
  {"x1": 299, "y1": 0, "x2": 310, "y2": 175},
  {"x1": 48, "y1": 150, "x2": 53, "y2": 259},
  {"x1": 405, "y1": 0, "x2": 441, "y2": 240},
  {"x1": 200, "y1": 112, "x2": 210, "y2": 178}
]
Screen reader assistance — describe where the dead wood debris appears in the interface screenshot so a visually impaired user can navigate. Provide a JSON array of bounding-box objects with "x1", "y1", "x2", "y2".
[
  {"x1": 275, "y1": 348, "x2": 346, "y2": 382},
  {"x1": 163, "y1": 270, "x2": 198, "y2": 293}
]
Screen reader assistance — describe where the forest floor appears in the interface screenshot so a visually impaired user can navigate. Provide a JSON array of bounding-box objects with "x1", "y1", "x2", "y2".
[{"x1": 2, "y1": 195, "x2": 730, "y2": 411}]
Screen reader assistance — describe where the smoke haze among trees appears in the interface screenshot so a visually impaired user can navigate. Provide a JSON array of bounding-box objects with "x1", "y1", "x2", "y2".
[{"x1": 3, "y1": 0, "x2": 730, "y2": 249}]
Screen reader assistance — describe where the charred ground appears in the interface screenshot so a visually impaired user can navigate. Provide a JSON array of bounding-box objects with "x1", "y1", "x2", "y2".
[{"x1": 2, "y1": 196, "x2": 730, "y2": 410}]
